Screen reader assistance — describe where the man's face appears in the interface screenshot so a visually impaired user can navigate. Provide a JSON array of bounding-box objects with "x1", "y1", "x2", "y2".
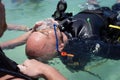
[{"x1": 0, "y1": 2, "x2": 7, "y2": 37}]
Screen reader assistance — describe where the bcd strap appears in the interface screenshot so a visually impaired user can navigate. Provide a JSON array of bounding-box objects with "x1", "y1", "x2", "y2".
[{"x1": 109, "y1": 24, "x2": 120, "y2": 30}]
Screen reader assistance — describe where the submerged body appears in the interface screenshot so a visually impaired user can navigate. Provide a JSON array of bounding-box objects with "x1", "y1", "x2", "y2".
[{"x1": 26, "y1": 7, "x2": 120, "y2": 69}]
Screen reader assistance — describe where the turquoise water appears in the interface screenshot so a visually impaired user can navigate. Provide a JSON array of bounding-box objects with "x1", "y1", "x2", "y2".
[{"x1": 1, "y1": 0, "x2": 120, "y2": 80}]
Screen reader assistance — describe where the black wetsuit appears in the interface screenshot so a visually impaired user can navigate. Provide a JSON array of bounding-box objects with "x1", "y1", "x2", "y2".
[
  {"x1": 59, "y1": 9, "x2": 120, "y2": 70},
  {"x1": 0, "y1": 48, "x2": 35, "y2": 80},
  {"x1": 61, "y1": 9, "x2": 120, "y2": 61}
]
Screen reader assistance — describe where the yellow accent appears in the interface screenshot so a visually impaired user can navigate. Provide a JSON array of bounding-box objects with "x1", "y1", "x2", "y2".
[
  {"x1": 109, "y1": 25, "x2": 120, "y2": 30},
  {"x1": 109, "y1": 25, "x2": 120, "y2": 42}
]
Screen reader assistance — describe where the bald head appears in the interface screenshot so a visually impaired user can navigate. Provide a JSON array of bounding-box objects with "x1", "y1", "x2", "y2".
[
  {"x1": 25, "y1": 18, "x2": 67, "y2": 62},
  {"x1": 25, "y1": 29, "x2": 58, "y2": 62}
]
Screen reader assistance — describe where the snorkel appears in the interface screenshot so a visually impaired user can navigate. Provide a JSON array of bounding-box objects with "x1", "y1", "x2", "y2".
[
  {"x1": 52, "y1": 0, "x2": 72, "y2": 54},
  {"x1": 53, "y1": 23, "x2": 80, "y2": 69},
  {"x1": 52, "y1": 0, "x2": 92, "y2": 70},
  {"x1": 52, "y1": 0, "x2": 80, "y2": 68}
]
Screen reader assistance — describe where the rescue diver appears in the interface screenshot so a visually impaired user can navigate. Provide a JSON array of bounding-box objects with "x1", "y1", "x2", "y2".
[
  {"x1": 26, "y1": 0, "x2": 120, "y2": 70},
  {"x1": 0, "y1": 0, "x2": 66, "y2": 80}
]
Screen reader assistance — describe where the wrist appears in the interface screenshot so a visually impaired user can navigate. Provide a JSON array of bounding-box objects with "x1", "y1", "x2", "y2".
[
  {"x1": 37, "y1": 64, "x2": 55, "y2": 79},
  {"x1": 40, "y1": 64, "x2": 66, "y2": 80},
  {"x1": 36, "y1": 62, "x2": 56, "y2": 79}
]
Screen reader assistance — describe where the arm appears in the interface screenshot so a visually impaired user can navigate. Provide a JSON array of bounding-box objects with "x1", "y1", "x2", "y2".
[
  {"x1": 0, "y1": 30, "x2": 33, "y2": 50},
  {"x1": 0, "y1": 20, "x2": 45, "y2": 50},
  {"x1": 7, "y1": 24, "x2": 30, "y2": 32},
  {"x1": 18, "y1": 59, "x2": 67, "y2": 80}
]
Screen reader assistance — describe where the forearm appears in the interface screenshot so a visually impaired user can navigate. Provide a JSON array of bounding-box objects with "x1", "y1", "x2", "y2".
[
  {"x1": 0, "y1": 38, "x2": 25, "y2": 50},
  {"x1": 18, "y1": 59, "x2": 67, "y2": 80},
  {"x1": 0, "y1": 30, "x2": 33, "y2": 50},
  {"x1": 7, "y1": 24, "x2": 30, "y2": 32},
  {"x1": 41, "y1": 66, "x2": 67, "y2": 80}
]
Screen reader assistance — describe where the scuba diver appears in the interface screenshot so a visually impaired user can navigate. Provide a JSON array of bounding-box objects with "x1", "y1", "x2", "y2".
[
  {"x1": 52, "y1": 0, "x2": 120, "y2": 69},
  {"x1": 25, "y1": 0, "x2": 120, "y2": 71},
  {"x1": 0, "y1": 1, "x2": 36, "y2": 79}
]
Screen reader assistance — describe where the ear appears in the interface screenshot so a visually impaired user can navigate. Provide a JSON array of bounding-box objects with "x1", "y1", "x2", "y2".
[{"x1": 59, "y1": 43, "x2": 65, "y2": 51}]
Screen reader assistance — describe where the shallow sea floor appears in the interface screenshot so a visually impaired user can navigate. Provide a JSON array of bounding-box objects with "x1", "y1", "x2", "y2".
[{"x1": 1, "y1": 0, "x2": 120, "y2": 80}]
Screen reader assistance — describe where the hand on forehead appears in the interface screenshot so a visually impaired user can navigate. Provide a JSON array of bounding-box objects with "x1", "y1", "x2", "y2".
[{"x1": 34, "y1": 18, "x2": 58, "y2": 31}]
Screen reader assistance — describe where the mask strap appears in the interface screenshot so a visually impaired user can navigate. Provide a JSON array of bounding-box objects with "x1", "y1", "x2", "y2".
[{"x1": 53, "y1": 24, "x2": 60, "y2": 53}]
